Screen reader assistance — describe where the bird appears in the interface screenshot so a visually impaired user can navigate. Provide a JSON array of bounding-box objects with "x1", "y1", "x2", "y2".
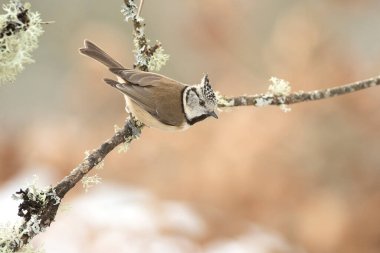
[{"x1": 79, "y1": 40, "x2": 218, "y2": 131}]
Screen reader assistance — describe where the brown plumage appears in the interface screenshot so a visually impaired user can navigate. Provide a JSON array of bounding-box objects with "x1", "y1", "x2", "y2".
[
  {"x1": 80, "y1": 40, "x2": 218, "y2": 131},
  {"x1": 104, "y1": 71, "x2": 186, "y2": 127},
  {"x1": 79, "y1": 40, "x2": 189, "y2": 130}
]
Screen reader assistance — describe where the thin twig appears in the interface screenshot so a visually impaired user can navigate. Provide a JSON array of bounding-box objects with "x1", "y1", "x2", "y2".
[
  {"x1": 137, "y1": 0, "x2": 144, "y2": 18},
  {"x1": 124, "y1": 0, "x2": 164, "y2": 71},
  {"x1": 40, "y1": 21, "x2": 55, "y2": 25},
  {"x1": 218, "y1": 75, "x2": 380, "y2": 108}
]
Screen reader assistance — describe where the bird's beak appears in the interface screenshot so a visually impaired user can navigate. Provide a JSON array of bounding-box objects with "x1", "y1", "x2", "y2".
[{"x1": 209, "y1": 111, "x2": 218, "y2": 119}]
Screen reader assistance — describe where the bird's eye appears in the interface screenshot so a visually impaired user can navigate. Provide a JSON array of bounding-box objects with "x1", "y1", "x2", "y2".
[{"x1": 199, "y1": 100, "x2": 205, "y2": 106}]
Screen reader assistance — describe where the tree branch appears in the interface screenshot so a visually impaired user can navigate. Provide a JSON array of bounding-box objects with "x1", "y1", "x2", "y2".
[
  {"x1": 122, "y1": 0, "x2": 169, "y2": 71},
  {"x1": 137, "y1": 0, "x2": 144, "y2": 18},
  {"x1": 6, "y1": 117, "x2": 143, "y2": 252},
  {"x1": 7, "y1": 76, "x2": 379, "y2": 252},
  {"x1": 4, "y1": 2, "x2": 152, "y2": 251},
  {"x1": 218, "y1": 75, "x2": 380, "y2": 108}
]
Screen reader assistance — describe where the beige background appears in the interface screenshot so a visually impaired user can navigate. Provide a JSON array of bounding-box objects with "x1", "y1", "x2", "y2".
[{"x1": 1, "y1": 1, "x2": 380, "y2": 252}]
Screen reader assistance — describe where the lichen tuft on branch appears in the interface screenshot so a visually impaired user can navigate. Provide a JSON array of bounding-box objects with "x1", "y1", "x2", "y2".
[{"x1": 0, "y1": 0, "x2": 44, "y2": 84}]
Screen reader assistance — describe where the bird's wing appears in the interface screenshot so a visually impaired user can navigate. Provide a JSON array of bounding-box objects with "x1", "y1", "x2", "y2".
[
  {"x1": 105, "y1": 78, "x2": 187, "y2": 126},
  {"x1": 109, "y1": 68, "x2": 179, "y2": 87}
]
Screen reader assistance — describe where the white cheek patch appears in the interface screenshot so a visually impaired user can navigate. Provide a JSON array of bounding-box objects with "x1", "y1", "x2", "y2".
[
  {"x1": 183, "y1": 87, "x2": 205, "y2": 121},
  {"x1": 188, "y1": 92, "x2": 198, "y2": 106}
]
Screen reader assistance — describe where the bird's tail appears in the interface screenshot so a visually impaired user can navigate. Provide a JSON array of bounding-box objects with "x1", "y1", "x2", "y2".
[{"x1": 79, "y1": 40, "x2": 124, "y2": 69}]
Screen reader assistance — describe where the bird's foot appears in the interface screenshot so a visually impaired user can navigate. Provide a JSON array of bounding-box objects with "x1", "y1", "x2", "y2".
[{"x1": 127, "y1": 116, "x2": 143, "y2": 138}]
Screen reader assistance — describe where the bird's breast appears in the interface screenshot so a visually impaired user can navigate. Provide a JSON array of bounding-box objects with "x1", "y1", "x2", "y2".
[{"x1": 124, "y1": 96, "x2": 189, "y2": 131}]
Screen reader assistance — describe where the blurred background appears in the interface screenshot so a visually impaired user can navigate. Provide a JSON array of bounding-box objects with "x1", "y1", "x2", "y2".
[{"x1": 1, "y1": 0, "x2": 380, "y2": 252}]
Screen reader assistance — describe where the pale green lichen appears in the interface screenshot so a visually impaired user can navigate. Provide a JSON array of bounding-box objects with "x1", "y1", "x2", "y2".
[
  {"x1": 81, "y1": 174, "x2": 102, "y2": 192},
  {"x1": 135, "y1": 24, "x2": 145, "y2": 38},
  {"x1": 1, "y1": 175, "x2": 56, "y2": 253},
  {"x1": 122, "y1": 0, "x2": 169, "y2": 72},
  {"x1": 0, "y1": 221, "x2": 45, "y2": 253},
  {"x1": 121, "y1": 0, "x2": 137, "y2": 22},
  {"x1": 114, "y1": 119, "x2": 143, "y2": 153},
  {"x1": 215, "y1": 91, "x2": 234, "y2": 107},
  {"x1": 132, "y1": 36, "x2": 148, "y2": 65},
  {"x1": 133, "y1": 38, "x2": 169, "y2": 72},
  {"x1": 117, "y1": 141, "x2": 130, "y2": 153},
  {"x1": 12, "y1": 175, "x2": 60, "y2": 206},
  {"x1": 280, "y1": 104, "x2": 291, "y2": 113},
  {"x1": 268, "y1": 77, "x2": 292, "y2": 112},
  {"x1": 268, "y1": 77, "x2": 291, "y2": 96},
  {"x1": 114, "y1": 124, "x2": 131, "y2": 153},
  {"x1": 21, "y1": 215, "x2": 44, "y2": 236},
  {"x1": 0, "y1": 0, "x2": 44, "y2": 84},
  {"x1": 255, "y1": 96, "x2": 273, "y2": 107},
  {"x1": 0, "y1": 222, "x2": 22, "y2": 253},
  {"x1": 147, "y1": 46, "x2": 169, "y2": 72}
]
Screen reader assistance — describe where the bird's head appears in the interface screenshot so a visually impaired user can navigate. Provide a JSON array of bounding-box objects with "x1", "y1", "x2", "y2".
[{"x1": 183, "y1": 74, "x2": 218, "y2": 125}]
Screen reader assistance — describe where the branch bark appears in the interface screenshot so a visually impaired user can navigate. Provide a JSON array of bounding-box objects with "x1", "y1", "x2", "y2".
[
  {"x1": 218, "y1": 75, "x2": 380, "y2": 108},
  {"x1": 8, "y1": 117, "x2": 143, "y2": 252}
]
